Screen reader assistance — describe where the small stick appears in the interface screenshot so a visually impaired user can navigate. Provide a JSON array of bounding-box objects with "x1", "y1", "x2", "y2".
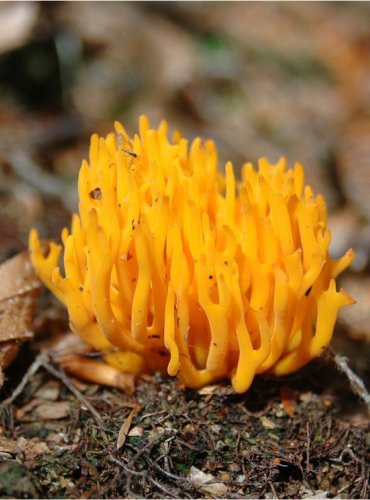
[
  {"x1": 329, "y1": 347, "x2": 370, "y2": 410},
  {"x1": 1, "y1": 352, "x2": 109, "y2": 443},
  {"x1": 269, "y1": 481, "x2": 279, "y2": 499},
  {"x1": 128, "y1": 433, "x2": 165, "y2": 469},
  {"x1": 41, "y1": 358, "x2": 109, "y2": 442},
  {"x1": 148, "y1": 475, "x2": 178, "y2": 498},
  {"x1": 0, "y1": 352, "x2": 46, "y2": 407},
  {"x1": 306, "y1": 421, "x2": 311, "y2": 473},
  {"x1": 144, "y1": 454, "x2": 190, "y2": 483}
]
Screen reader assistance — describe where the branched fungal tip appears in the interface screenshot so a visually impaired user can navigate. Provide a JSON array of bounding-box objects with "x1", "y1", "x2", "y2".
[{"x1": 29, "y1": 116, "x2": 355, "y2": 393}]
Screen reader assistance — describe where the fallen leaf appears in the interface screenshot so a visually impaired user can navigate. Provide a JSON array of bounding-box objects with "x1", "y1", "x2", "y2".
[
  {"x1": 280, "y1": 387, "x2": 297, "y2": 417},
  {"x1": 261, "y1": 416, "x2": 278, "y2": 429},
  {"x1": 189, "y1": 465, "x2": 228, "y2": 497},
  {"x1": 197, "y1": 385, "x2": 219, "y2": 396},
  {"x1": 16, "y1": 398, "x2": 42, "y2": 420},
  {"x1": 59, "y1": 477, "x2": 75, "y2": 489},
  {"x1": 34, "y1": 401, "x2": 70, "y2": 420},
  {"x1": 17, "y1": 436, "x2": 51, "y2": 460},
  {"x1": 220, "y1": 471, "x2": 230, "y2": 481},
  {"x1": 300, "y1": 487, "x2": 338, "y2": 499},
  {"x1": 0, "y1": 252, "x2": 40, "y2": 343},
  {"x1": 116, "y1": 404, "x2": 141, "y2": 449},
  {"x1": 34, "y1": 381, "x2": 60, "y2": 401},
  {"x1": 0, "y1": 251, "x2": 40, "y2": 387},
  {"x1": 299, "y1": 391, "x2": 313, "y2": 403},
  {"x1": 0, "y1": 435, "x2": 18, "y2": 455},
  {"x1": 197, "y1": 384, "x2": 233, "y2": 396},
  {"x1": 128, "y1": 425, "x2": 145, "y2": 437}
]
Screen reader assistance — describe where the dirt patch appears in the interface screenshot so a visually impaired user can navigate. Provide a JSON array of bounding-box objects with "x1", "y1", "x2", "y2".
[{"x1": 0, "y1": 353, "x2": 368, "y2": 499}]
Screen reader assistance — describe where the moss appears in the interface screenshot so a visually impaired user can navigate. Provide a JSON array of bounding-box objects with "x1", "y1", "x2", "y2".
[{"x1": 0, "y1": 462, "x2": 38, "y2": 498}]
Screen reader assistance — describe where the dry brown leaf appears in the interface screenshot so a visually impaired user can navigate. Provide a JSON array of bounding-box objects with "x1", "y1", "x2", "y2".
[
  {"x1": 299, "y1": 391, "x2": 314, "y2": 403},
  {"x1": 188, "y1": 465, "x2": 228, "y2": 497},
  {"x1": 197, "y1": 385, "x2": 219, "y2": 396},
  {"x1": 280, "y1": 387, "x2": 297, "y2": 417},
  {"x1": 0, "y1": 251, "x2": 40, "y2": 342},
  {"x1": 197, "y1": 384, "x2": 233, "y2": 397},
  {"x1": 16, "y1": 399, "x2": 71, "y2": 421},
  {"x1": 261, "y1": 416, "x2": 278, "y2": 429},
  {"x1": 127, "y1": 425, "x2": 145, "y2": 438},
  {"x1": 116, "y1": 403, "x2": 141, "y2": 450},
  {"x1": 0, "y1": 435, "x2": 18, "y2": 455},
  {"x1": 0, "y1": 251, "x2": 40, "y2": 387},
  {"x1": 17, "y1": 436, "x2": 51, "y2": 460},
  {"x1": 34, "y1": 381, "x2": 60, "y2": 401},
  {"x1": 33, "y1": 401, "x2": 70, "y2": 420},
  {"x1": 16, "y1": 398, "x2": 42, "y2": 420}
]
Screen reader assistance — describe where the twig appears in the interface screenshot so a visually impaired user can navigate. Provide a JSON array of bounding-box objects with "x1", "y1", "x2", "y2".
[
  {"x1": 306, "y1": 421, "x2": 311, "y2": 473},
  {"x1": 175, "y1": 438, "x2": 198, "y2": 451},
  {"x1": 269, "y1": 481, "x2": 279, "y2": 499},
  {"x1": 147, "y1": 475, "x2": 179, "y2": 498},
  {"x1": 0, "y1": 352, "x2": 46, "y2": 407},
  {"x1": 145, "y1": 454, "x2": 190, "y2": 483},
  {"x1": 127, "y1": 433, "x2": 165, "y2": 469},
  {"x1": 41, "y1": 358, "x2": 109, "y2": 442},
  {"x1": 329, "y1": 347, "x2": 370, "y2": 410},
  {"x1": 109, "y1": 455, "x2": 146, "y2": 477},
  {"x1": 337, "y1": 446, "x2": 361, "y2": 464},
  {"x1": 1, "y1": 351, "x2": 109, "y2": 443},
  {"x1": 140, "y1": 409, "x2": 167, "y2": 420},
  {"x1": 9, "y1": 149, "x2": 75, "y2": 210},
  {"x1": 337, "y1": 483, "x2": 350, "y2": 494},
  {"x1": 333, "y1": 445, "x2": 368, "y2": 498},
  {"x1": 360, "y1": 467, "x2": 368, "y2": 499}
]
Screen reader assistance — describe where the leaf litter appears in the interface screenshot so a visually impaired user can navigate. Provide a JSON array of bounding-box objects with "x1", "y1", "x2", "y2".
[
  {"x1": 0, "y1": 251, "x2": 40, "y2": 388},
  {"x1": 0, "y1": 349, "x2": 368, "y2": 499}
]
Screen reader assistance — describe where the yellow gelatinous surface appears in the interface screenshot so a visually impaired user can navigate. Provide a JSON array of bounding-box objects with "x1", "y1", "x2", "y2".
[{"x1": 29, "y1": 116, "x2": 355, "y2": 392}]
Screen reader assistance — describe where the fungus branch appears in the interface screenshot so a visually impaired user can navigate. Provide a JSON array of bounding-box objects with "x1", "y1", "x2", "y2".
[{"x1": 29, "y1": 116, "x2": 355, "y2": 393}]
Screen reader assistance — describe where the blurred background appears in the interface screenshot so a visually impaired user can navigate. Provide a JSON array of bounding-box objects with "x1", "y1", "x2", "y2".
[{"x1": 0, "y1": 2, "x2": 369, "y2": 375}]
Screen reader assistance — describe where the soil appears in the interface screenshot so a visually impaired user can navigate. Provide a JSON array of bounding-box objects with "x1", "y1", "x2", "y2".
[{"x1": 0, "y1": 349, "x2": 368, "y2": 499}]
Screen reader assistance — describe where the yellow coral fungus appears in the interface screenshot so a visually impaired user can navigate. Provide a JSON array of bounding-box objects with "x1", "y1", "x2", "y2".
[{"x1": 29, "y1": 116, "x2": 355, "y2": 393}]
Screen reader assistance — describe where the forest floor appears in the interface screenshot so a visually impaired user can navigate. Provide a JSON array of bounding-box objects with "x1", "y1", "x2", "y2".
[
  {"x1": 0, "y1": 2, "x2": 369, "y2": 498},
  {"x1": 0, "y1": 342, "x2": 368, "y2": 498}
]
